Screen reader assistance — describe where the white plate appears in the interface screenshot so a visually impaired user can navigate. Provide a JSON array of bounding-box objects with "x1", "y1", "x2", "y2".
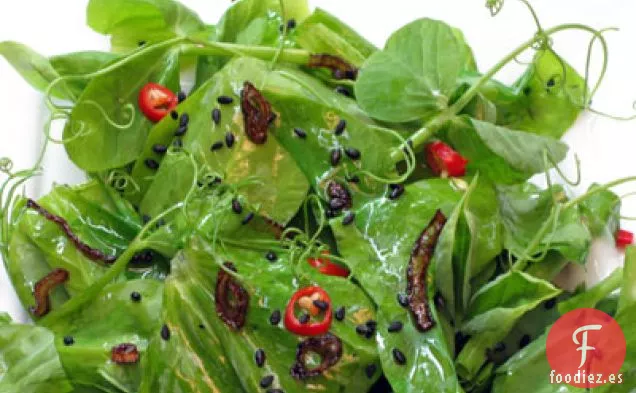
[{"x1": 1, "y1": 0, "x2": 635, "y2": 323}]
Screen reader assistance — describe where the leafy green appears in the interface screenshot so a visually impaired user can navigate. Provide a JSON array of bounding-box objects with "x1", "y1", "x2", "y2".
[
  {"x1": 579, "y1": 184, "x2": 621, "y2": 238},
  {"x1": 0, "y1": 318, "x2": 73, "y2": 393},
  {"x1": 558, "y1": 267, "x2": 623, "y2": 314},
  {"x1": 49, "y1": 51, "x2": 119, "y2": 98},
  {"x1": 619, "y1": 246, "x2": 636, "y2": 314},
  {"x1": 64, "y1": 44, "x2": 180, "y2": 172},
  {"x1": 355, "y1": 18, "x2": 475, "y2": 122},
  {"x1": 0, "y1": 41, "x2": 60, "y2": 96}
]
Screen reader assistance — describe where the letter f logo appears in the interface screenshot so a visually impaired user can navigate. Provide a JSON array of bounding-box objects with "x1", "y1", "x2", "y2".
[{"x1": 572, "y1": 324, "x2": 602, "y2": 368}]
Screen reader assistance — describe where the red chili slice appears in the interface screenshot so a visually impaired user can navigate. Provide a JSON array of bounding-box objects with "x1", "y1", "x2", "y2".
[
  {"x1": 285, "y1": 286, "x2": 333, "y2": 336},
  {"x1": 241, "y1": 81, "x2": 272, "y2": 144},
  {"x1": 308, "y1": 54, "x2": 359, "y2": 80},
  {"x1": 111, "y1": 343, "x2": 140, "y2": 364},
  {"x1": 30, "y1": 268, "x2": 69, "y2": 317},
  {"x1": 308, "y1": 251, "x2": 350, "y2": 278},
  {"x1": 616, "y1": 229, "x2": 634, "y2": 248},
  {"x1": 407, "y1": 210, "x2": 447, "y2": 332},
  {"x1": 138, "y1": 83, "x2": 178, "y2": 123},
  {"x1": 425, "y1": 141, "x2": 468, "y2": 177},
  {"x1": 290, "y1": 333, "x2": 343, "y2": 380},
  {"x1": 215, "y1": 262, "x2": 249, "y2": 330}
]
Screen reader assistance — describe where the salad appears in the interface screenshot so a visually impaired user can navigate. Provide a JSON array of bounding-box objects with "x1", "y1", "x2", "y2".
[{"x1": 0, "y1": 0, "x2": 635, "y2": 392}]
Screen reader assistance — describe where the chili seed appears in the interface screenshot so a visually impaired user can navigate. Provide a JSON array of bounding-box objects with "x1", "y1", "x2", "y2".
[
  {"x1": 397, "y1": 293, "x2": 409, "y2": 308},
  {"x1": 329, "y1": 198, "x2": 346, "y2": 210},
  {"x1": 335, "y1": 86, "x2": 351, "y2": 97},
  {"x1": 392, "y1": 348, "x2": 406, "y2": 365},
  {"x1": 544, "y1": 298, "x2": 557, "y2": 309},
  {"x1": 241, "y1": 212, "x2": 255, "y2": 225},
  {"x1": 231, "y1": 198, "x2": 243, "y2": 214},
  {"x1": 255, "y1": 349, "x2": 266, "y2": 368},
  {"x1": 345, "y1": 147, "x2": 361, "y2": 161},
  {"x1": 225, "y1": 132, "x2": 235, "y2": 148},
  {"x1": 210, "y1": 141, "x2": 224, "y2": 151},
  {"x1": 287, "y1": 18, "x2": 297, "y2": 29},
  {"x1": 270, "y1": 309, "x2": 281, "y2": 325},
  {"x1": 130, "y1": 291, "x2": 142, "y2": 302},
  {"x1": 299, "y1": 313, "x2": 310, "y2": 324},
  {"x1": 63, "y1": 336, "x2": 74, "y2": 346},
  {"x1": 347, "y1": 175, "x2": 360, "y2": 184},
  {"x1": 160, "y1": 324, "x2": 171, "y2": 341},
  {"x1": 389, "y1": 184, "x2": 405, "y2": 200},
  {"x1": 170, "y1": 110, "x2": 178, "y2": 120},
  {"x1": 293, "y1": 127, "x2": 307, "y2": 139},
  {"x1": 144, "y1": 159, "x2": 159, "y2": 170},
  {"x1": 342, "y1": 212, "x2": 355, "y2": 226},
  {"x1": 334, "y1": 119, "x2": 347, "y2": 135},
  {"x1": 313, "y1": 300, "x2": 329, "y2": 311},
  {"x1": 152, "y1": 144, "x2": 168, "y2": 154},
  {"x1": 334, "y1": 306, "x2": 345, "y2": 321},
  {"x1": 330, "y1": 148, "x2": 342, "y2": 166},
  {"x1": 260, "y1": 375, "x2": 275, "y2": 388},
  {"x1": 388, "y1": 321, "x2": 403, "y2": 333},
  {"x1": 177, "y1": 91, "x2": 186, "y2": 103},
  {"x1": 266, "y1": 251, "x2": 278, "y2": 262},
  {"x1": 217, "y1": 95, "x2": 234, "y2": 105},
  {"x1": 365, "y1": 363, "x2": 377, "y2": 379},
  {"x1": 174, "y1": 126, "x2": 188, "y2": 137},
  {"x1": 494, "y1": 342, "x2": 506, "y2": 353},
  {"x1": 212, "y1": 108, "x2": 221, "y2": 125},
  {"x1": 179, "y1": 113, "x2": 190, "y2": 127},
  {"x1": 519, "y1": 334, "x2": 531, "y2": 349}
]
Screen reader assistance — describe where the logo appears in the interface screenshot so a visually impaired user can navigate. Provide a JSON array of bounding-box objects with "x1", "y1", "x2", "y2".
[{"x1": 546, "y1": 308, "x2": 626, "y2": 388}]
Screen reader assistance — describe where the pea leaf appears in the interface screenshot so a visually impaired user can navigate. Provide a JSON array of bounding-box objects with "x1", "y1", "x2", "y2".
[
  {"x1": 49, "y1": 51, "x2": 119, "y2": 98},
  {"x1": 578, "y1": 184, "x2": 621, "y2": 238},
  {"x1": 0, "y1": 41, "x2": 60, "y2": 95},
  {"x1": 444, "y1": 117, "x2": 569, "y2": 184},
  {"x1": 0, "y1": 320, "x2": 73, "y2": 393},
  {"x1": 355, "y1": 18, "x2": 475, "y2": 122},
  {"x1": 63, "y1": 44, "x2": 180, "y2": 172},
  {"x1": 558, "y1": 267, "x2": 623, "y2": 314},
  {"x1": 86, "y1": 0, "x2": 206, "y2": 52}
]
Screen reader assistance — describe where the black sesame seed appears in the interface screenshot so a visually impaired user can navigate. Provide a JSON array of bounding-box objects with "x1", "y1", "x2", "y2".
[
  {"x1": 212, "y1": 108, "x2": 221, "y2": 125},
  {"x1": 225, "y1": 132, "x2": 235, "y2": 148},
  {"x1": 313, "y1": 300, "x2": 329, "y2": 311},
  {"x1": 347, "y1": 175, "x2": 360, "y2": 184},
  {"x1": 334, "y1": 119, "x2": 347, "y2": 135},
  {"x1": 299, "y1": 313, "x2": 310, "y2": 324},
  {"x1": 63, "y1": 336, "x2": 74, "y2": 346},
  {"x1": 270, "y1": 309, "x2": 282, "y2": 325},
  {"x1": 260, "y1": 375, "x2": 275, "y2": 388},
  {"x1": 330, "y1": 148, "x2": 342, "y2": 166},
  {"x1": 177, "y1": 91, "x2": 187, "y2": 103},
  {"x1": 152, "y1": 144, "x2": 168, "y2": 154},
  {"x1": 329, "y1": 198, "x2": 346, "y2": 210},
  {"x1": 523, "y1": 86, "x2": 532, "y2": 96},
  {"x1": 266, "y1": 251, "x2": 278, "y2": 262},
  {"x1": 335, "y1": 86, "x2": 351, "y2": 97},
  {"x1": 366, "y1": 320, "x2": 377, "y2": 330},
  {"x1": 161, "y1": 324, "x2": 171, "y2": 341},
  {"x1": 210, "y1": 141, "x2": 224, "y2": 151},
  {"x1": 241, "y1": 212, "x2": 255, "y2": 225},
  {"x1": 179, "y1": 113, "x2": 190, "y2": 127},
  {"x1": 174, "y1": 125, "x2": 188, "y2": 137},
  {"x1": 388, "y1": 321, "x2": 403, "y2": 333},
  {"x1": 397, "y1": 293, "x2": 409, "y2": 308},
  {"x1": 547, "y1": 78, "x2": 556, "y2": 87},
  {"x1": 130, "y1": 291, "x2": 142, "y2": 302},
  {"x1": 231, "y1": 198, "x2": 243, "y2": 214},
  {"x1": 519, "y1": 334, "x2": 531, "y2": 349},
  {"x1": 142, "y1": 214, "x2": 151, "y2": 225},
  {"x1": 199, "y1": 324, "x2": 205, "y2": 329},
  {"x1": 293, "y1": 127, "x2": 307, "y2": 139},
  {"x1": 155, "y1": 218, "x2": 166, "y2": 228},
  {"x1": 255, "y1": 349, "x2": 266, "y2": 368},
  {"x1": 170, "y1": 110, "x2": 178, "y2": 120},
  {"x1": 345, "y1": 147, "x2": 361, "y2": 160},
  {"x1": 217, "y1": 95, "x2": 234, "y2": 105},
  {"x1": 365, "y1": 363, "x2": 377, "y2": 379},
  {"x1": 138, "y1": 40, "x2": 147, "y2": 46},
  {"x1": 356, "y1": 324, "x2": 371, "y2": 337},
  {"x1": 325, "y1": 208, "x2": 338, "y2": 219},
  {"x1": 544, "y1": 298, "x2": 557, "y2": 309},
  {"x1": 334, "y1": 306, "x2": 345, "y2": 321},
  {"x1": 392, "y1": 348, "x2": 407, "y2": 365},
  {"x1": 144, "y1": 158, "x2": 159, "y2": 170},
  {"x1": 389, "y1": 184, "x2": 405, "y2": 200},
  {"x1": 287, "y1": 18, "x2": 297, "y2": 29},
  {"x1": 173, "y1": 138, "x2": 183, "y2": 148},
  {"x1": 494, "y1": 342, "x2": 506, "y2": 352},
  {"x1": 342, "y1": 212, "x2": 355, "y2": 225},
  {"x1": 268, "y1": 112, "x2": 277, "y2": 125}
]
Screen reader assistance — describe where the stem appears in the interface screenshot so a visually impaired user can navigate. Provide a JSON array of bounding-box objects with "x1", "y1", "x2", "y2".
[
  {"x1": 182, "y1": 40, "x2": 311, "y2": 65},
  {"x1": 390, "y1": 23, "x2": 609, "y2": 164},
  {"x1": 564, "y1": 176, "x2": 636, "y2": 209}
]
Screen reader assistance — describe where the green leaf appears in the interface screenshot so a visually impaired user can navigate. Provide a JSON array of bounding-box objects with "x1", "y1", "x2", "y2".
[
  {"x1": 578, "y1": 184, "x2": 621, "y2": 238},
  {"x1": 445, "y1": 117, "x2": 569, "y2": 184},
  {"x1": 49, "y1": 51, "x2": 119, "y2": 98},
  {"x1": 0, "y1": 321, "x2": 73, "y2": 393},
  {"x1": 619, "y1": 246, "x2": 636, "y2": 314},
  {"x1": 63, "y1": 44, "x2": 180, "y2": 172},
  {"x1": 355, "y1": 18, "x2": 475, "y2": 122},
  {"x1": 558, "y1": 267, "x2": 623, "y2": 314},
  {"x1": 87, "y1": 0, "x2": 205, "y2": 52},
  {"x1": 0, "y1": 41, "x2": 59, "y2": 93}
]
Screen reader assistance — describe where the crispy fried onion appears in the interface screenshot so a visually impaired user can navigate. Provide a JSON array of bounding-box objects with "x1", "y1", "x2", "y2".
[
  {"x1": 407, "y1": 210, "x2": 447, "y2": 332},
  {"x1": 308, "y1": 54, "x2": 359, "y2": 80},
  {"x1": 290, "y1": 333, "x2": 343, "y2": 380},
  {"x1": 241, "y1": 81, "x2": 273, "y2": 145},
  {"x1": 111, "y1": 343, "x2": 140, "y2": 364},
  {"x1": 26, "y1": 199, "x2": 116, "y2": 264},
  {"x1": 30, "y1": 268, "x2": 69, "y2": 317},
  {"x1": 215, "y1": 262, "x2": 249, "y2": 330}
]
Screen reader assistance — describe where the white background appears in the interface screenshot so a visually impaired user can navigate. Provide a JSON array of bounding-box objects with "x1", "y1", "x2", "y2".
[{"x1": 1, "y1": 0, "x2": 635, "y2": 321}]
